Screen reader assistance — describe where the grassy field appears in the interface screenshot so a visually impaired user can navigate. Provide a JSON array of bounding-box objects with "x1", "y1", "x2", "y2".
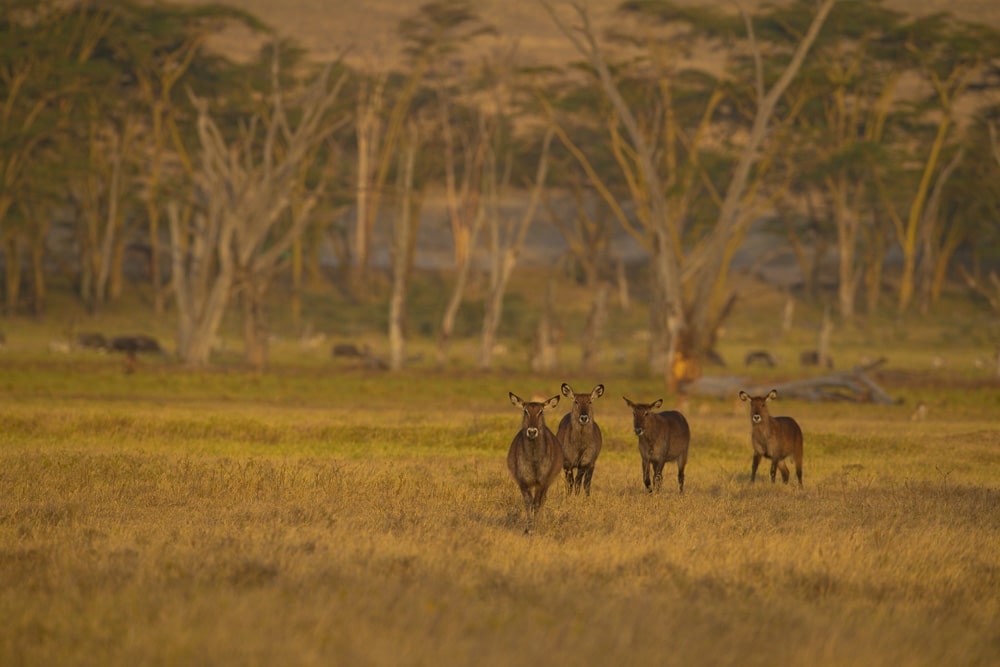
[{"x1": 1, "y1": 319, "x2": 998, "y2": 666}]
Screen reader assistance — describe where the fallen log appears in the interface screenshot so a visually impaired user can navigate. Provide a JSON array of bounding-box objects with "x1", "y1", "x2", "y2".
[{"x1": 685, "y1": 357, "x2": 902, "y2": 404}]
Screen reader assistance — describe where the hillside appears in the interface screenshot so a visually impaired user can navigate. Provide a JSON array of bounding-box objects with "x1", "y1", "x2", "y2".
[{"x1": 176, "y1": 0, "x2": 1000, "y2": 66}]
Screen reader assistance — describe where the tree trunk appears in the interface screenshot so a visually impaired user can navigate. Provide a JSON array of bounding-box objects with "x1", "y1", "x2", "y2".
[
  {"x1": 4, "y1": 236, "x2": 21, "y2": 316},
  {"x1": 863, "y1": 215, "x2": 888, "y2": 315},
  {"x1": 241, "y1": 275, "x2": 268, "y2": 372},
  {"x1": 782, "y1": 297, "x2": 795, "y2": 336},
  {"x1": 389, "y1": 123, "x2": 419, "y2": 371},
  {"x1": 169, "y1": 201, "x2": 235, "y2": 368},
  {"x1": 581, "y1": 281, "x2": 609, "y2": 372},
  {"x1": 149, "y1": 207, "x2": 165, "y2": 316},
  {"x1": 436, "y1": 210, "x2": 482, "y2": 368},
  {"x1": 817, "y1": 308, "x2": 833, "y2": 369},
  {"x1": 531, "y1": 277, "x2": 559, "y2": 373},
  {"x1": 291, "y1": 237, "x2": 303, "y2": 332},
  {"x1": 30, "y1": 224, "x2": 47, "y2": 318},
  {"x1": 615, "y1": 258, "x2": 630, "y2": 311},
  {"x1": 831, "y1": 176, "x2": 862, "y2": 321}
]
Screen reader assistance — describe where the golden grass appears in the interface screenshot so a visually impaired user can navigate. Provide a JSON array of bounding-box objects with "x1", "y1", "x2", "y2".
[{"x1": 1, "y1": 365, "x2": 998, "y2": 666}]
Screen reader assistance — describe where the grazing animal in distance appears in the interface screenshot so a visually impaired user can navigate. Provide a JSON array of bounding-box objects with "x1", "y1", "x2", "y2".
[
  {"x1": 556, "y1": 383, "x2": 605, "y2": 496},
  {"x1": 623, "y1": 396, "x2": 691, "y2": 494},
  {"x1": 76, "y1": 332, "x2": 109, "y2": 351},
  {"x1": 744, "y1": 350, "x2": 776, "y2": 367},
  {"x1": 109, "y1": 335, "x2": 165, "y2": 355},
  {"x1": 507, "y1": 392, "x2": 564, "y2": 534},
  {"x1": 738, "y1": 389, "x2": 804, "y2": 486},
  {"x1": 799, "y1": 350, "x2": 833, "y2": 369}
]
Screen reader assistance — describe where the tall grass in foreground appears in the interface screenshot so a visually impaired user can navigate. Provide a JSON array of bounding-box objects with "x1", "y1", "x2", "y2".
[{"x1": 0, "y1": 367, "x2": 998, "y2": 666}]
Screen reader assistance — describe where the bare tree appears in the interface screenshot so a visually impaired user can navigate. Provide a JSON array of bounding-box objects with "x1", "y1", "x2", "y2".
[{"x1": 170, "y1": 52, "x2": 346, "y2": 368}]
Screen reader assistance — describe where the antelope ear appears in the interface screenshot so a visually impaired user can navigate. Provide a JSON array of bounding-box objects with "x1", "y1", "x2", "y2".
[
  {"x1": 509, "y1": 392, "x2": 524, "y2": 408},
  {"x1": 739, "y1": 390, "x2": 750, "y2": 402},
  {"x1": 592, "y1": 384, "x2": 605, "y2": 399},
  {"x1": 651, "y1": 399, "x2": 663, "y2": 410},
  {"x1": 544, "y1": 395, "x2": 560, "y2": 411},
  {"x1": 561, "y1": 383, "x2": 573, "y2": 398},
  {"x1": 767, "y1": 389, "x2": 778, "y2": 401},
  {"x1": 623, "y1": 396, "x2": 633, "y2": 407}
]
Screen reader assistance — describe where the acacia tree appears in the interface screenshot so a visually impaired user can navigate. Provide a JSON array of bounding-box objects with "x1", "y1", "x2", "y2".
[
  {"x1": 170, "y1": 50, "x2": 347, "y2": 368},
  {"x1": 350, "y1": 0, "x2": 494, "y2": 300},
  {"x1": 0, "y1": 0, "x2": 117, "y2": 314},
  {"x1": 542, "y1": 0, "x2": 835, "y2": 386},
  {"x1": 781, "y1": 1, "x2": 905, "y2": 320},
  {"x1": 875, "y1": 14, "x2": 1000, "y2": 314}
]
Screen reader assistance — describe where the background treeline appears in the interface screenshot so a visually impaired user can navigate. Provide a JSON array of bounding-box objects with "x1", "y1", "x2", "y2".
[{"x1": 2, "y1": 0, "x2": 999, "y2": 376}]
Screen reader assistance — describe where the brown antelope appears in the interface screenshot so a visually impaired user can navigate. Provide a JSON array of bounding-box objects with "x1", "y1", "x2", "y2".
[
  {"x1": 623, "y1": 397, "x2": 690, "y2": 494},
  {"x1": 507, "y1": 392, "x2": 563, "y2": 534},
  {"x1": 556, "y1": 383, "x2": 604, "y2": 496},
  {"x1": 738, "y1": 389, "x2": 804, "y2": 486}
]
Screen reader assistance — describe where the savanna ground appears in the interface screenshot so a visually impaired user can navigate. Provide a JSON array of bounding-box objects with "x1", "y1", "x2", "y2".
[{"x1": 1, "y1": 270, "x2": 999, "y2": 666}]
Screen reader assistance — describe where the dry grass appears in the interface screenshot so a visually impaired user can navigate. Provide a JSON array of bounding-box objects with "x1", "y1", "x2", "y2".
[{"x1": 1, "y1": 367, "x2": 998, "y2": 666}]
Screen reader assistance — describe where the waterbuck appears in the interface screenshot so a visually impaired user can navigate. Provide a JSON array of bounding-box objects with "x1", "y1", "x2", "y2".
[
  {"x1": 507, "y1": 392, "x2": 563, "y2": 534},
  {"x1": 623, "y1": 396, "x2": 690, "y2": 494},
  {"x1": 738, "y1": 389, "x2": 804, "y2": 486},
  {"x1": 555, "y1": 383, "x2": 605, "y2": 496}
]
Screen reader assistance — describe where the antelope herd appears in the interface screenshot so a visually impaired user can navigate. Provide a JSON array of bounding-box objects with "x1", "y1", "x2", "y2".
[{"x1": 506, "y1": 384, "x2": 804, "y2": 534}]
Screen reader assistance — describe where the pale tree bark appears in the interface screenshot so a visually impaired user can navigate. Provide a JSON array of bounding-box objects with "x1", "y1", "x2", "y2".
[
  {"x1": 168, "y1": 199, "x2": 233, "y2": 367},
  {"x1": 531, "y1": 276, "x2": 559, "y2": 373},
  {"x1": 171, "y1": 53, "x2": 346, "y2": 368},
  {"x1": 478, "y1": 128, "x2": 554, "y2": 370},
  {"x1": 388, "y1": 121, "x2": 422, "y2": 371},
  {"x1": 352, "y1": 73, "x2": 386, "y2": 296}
]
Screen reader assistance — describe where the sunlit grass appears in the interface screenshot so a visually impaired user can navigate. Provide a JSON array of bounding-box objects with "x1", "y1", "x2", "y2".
[{"x1": 0, "y1": 358, "x2": 998, "y2": 666}]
